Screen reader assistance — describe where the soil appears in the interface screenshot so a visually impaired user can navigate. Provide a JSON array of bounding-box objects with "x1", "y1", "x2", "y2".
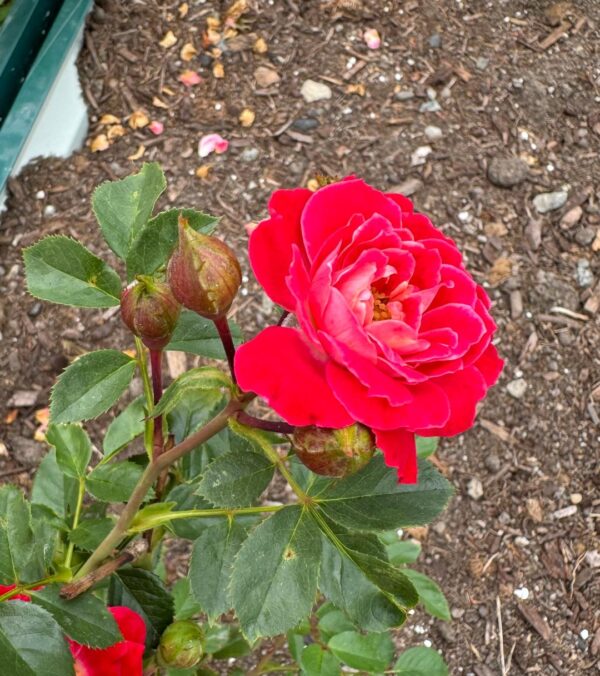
[{"x1": 1, "y1": 1, "x2": 599, "y2": 674}]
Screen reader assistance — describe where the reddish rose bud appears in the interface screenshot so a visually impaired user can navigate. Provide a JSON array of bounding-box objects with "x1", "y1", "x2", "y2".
[
  {"x1": 167, "y1": 216, "x2": 241, "y2": 319},
  {"x1": 292, "y1": 423, "x2": 375, "y2": 477},
  {"x1": 158, "y1": 621, "x2": 204, "y2": 669},
  {"x1": 120, "y1": 276, "x2": 180, "y2": 350}
]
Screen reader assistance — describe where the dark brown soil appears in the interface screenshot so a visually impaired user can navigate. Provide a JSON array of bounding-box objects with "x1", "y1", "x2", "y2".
[{"x1": 1, "y1": 1, "x2": 599, "y2": 674}]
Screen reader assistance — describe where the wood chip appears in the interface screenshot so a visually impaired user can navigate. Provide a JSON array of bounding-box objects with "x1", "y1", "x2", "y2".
[
  {"x1": 518, "y1": 604, "x2": 551, "y2": 640},
  {"x1": 539, "y1": 20, "x2": 570, "y2": 50},
  {"x1": 479, "y1": 418, "x2": 512, "y2": 443},
  {"x1": 8, "y1": 390, "x2": 39, "y2": 407}
]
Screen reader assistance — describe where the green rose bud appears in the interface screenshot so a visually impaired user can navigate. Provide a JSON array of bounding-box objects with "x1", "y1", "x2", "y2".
[
  {"x1": 120, "y1": 276, "x2": 180, "y2": 350},
  {"x1": 158, "y1": 620, "x2": 204, "y2": 669},
  {"x1": 167, "y1": 215, "x2": 242, "y2": 319},
  {"x1": 292, "y1": 423, "x2": 375, "y2": 477}
]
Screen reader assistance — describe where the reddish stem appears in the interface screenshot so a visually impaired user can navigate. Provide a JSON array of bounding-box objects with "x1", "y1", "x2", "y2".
[
  {"x1": 236, "y1": 411, "x2": 295, "y2": 435},
  {"x1": 214, "y1": 316, "x2": 237, "y2": 383},
  {"x1": 277, "y1": 310, "x2": 290, "y2": 326},
  {"x1": 149, "y1": 348, "x2": 164, "y2": 457}
]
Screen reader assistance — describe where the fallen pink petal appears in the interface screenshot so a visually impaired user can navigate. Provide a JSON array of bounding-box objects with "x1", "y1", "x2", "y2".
[
  {"x1": 198, "y1": 133, "x2": 229, "y2": 158},
  {"x1": 363, "y1": 28, "x2": 381, "y2": 50},
  {"x1": 178, "y1": 70, "x2": 202, "y2": 87},
  {"x1": 148, "y1": 121, "x2": 164, "y2": 135}
]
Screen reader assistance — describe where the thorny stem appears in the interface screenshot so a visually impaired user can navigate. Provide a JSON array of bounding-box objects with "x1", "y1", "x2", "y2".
[
  {"x1": 0, "y1": 571, "x2": 72, "y2": 602},
  {"x1": 149, "y1": 348, "x2": 164, "y2": 457},
  {"x1": 63, "y1": 477, "x2": 85, "y2": 569},
  {"x1": 214, "y1": 315, "x2": 237, "y2": 383},
  {"x1": 73, "y1": 397, "x2": 252, "y2": 582},
  {"x1": 236, "y1": 411, "x2": 295, "y2": 435},
  {"x1": 135, "y1": 336, "x2": 155, "y2": 459}
]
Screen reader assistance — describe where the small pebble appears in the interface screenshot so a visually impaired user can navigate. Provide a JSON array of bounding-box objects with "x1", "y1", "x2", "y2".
[
  {"x1": 300, "y1": 79, "x2": 331, "y2": 103},
  {"x1": 570, "y1": 493, "x2": 583, "y2": 505},
  {"x1": 389, "y1": 177, "x2": 423, "y2": 197},
  {"x1": 43, "y1": 204, "x2": 56, "y2": 218},
  {"x1": 428, "y1": 34, "x2": 441, "y2": 48},
  {"x1": 467, "y1": 477, "x2": 484, "y2": 500},
  {"x1": 484, "y1": 453, "x2": 501, "y2": 473},
  {"x1": 487, "y1": 157, "x2": 528, "y2": 188},
  {"x1": 507, "y1": 378, "x2": 527, "y2": 399},
  {"x1": 35, "y1": 190, "x2": 45, "y2": 199},
  {"x1": 575, "y1": 226, "x2": 596, "y2": 247},
  {"x1": 514, "y1": 587, "x2": 530, "y2": 600},
  {"x1": 533, "y1": 190, "x2": 568, "y2": 213},
  {"x1": 560, "y1": 205, "x2": 583, "y2": 229},
  {"x1": 424, "y1": 125, "x2": 443, "y2": 142},
  {"x1": 419, "y1": 100, "x2": 441, "y2": 113},
  {"x1": 510, "y1": 289, "x2": 523, "y2": 319},
  {"x1": 240, "y1": 147, "x2": 259, "y2": 162},
  {"x1": 514, "y1": 536, "x2": 530, "y2": 547},
  {"x1": 576, "y1": 259, "x2": 594, "y2": 288},
  {"x1": 525, "y1": 219, "x2": 543, "y2": 250},
  {"x1": 411, "y1": 145, "x2": 432, "y2": 166},
  {"x1": 28, "y1": 302, "x2": 42, "y2": 318},
  {"x1": 475, "y1": 56, "x2": 489, "y2": 70},
  {"x1": 580, "y1": 629, "x2": 589, "y2": 641},
  {"x1": 291, "y1": 118, "x2": 319, "y2": 132},
  {"x1": 395, "y1": 89, "x2": 414, "y2": 101},
  {"x1": 552, "y1": 505, "x2": 578, "y2": 519}
]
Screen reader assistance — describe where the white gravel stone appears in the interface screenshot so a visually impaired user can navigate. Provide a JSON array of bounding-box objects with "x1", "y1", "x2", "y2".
[{"x1": 300, "y1": 79, "x2": 332, "y2": 102}]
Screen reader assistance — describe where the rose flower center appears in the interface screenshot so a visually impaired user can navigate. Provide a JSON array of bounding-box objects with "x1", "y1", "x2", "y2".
[{"x1": 371, "y1": 287, "x2": 391, "y2": 321}]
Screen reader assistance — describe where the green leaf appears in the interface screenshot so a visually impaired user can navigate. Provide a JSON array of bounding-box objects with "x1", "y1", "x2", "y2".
[
  {"x1": 401, "y1": 569, "x2": 451, "y2": 621},
  {"x1": 129, "y1": 502, "x2": 176, "y2": 533},
  {"x1": 317, "y1": 457, "x2": 453, "y2": 531},
  {"x1": 153, "y1": 368, "x2": 233, "y2": 418},
  {"x1": 69, "y1": 517, "x2": 115, "y2": 551},
  {"x1": 23, "y1": 236, "x2": 121, "y2": 308},
  {"x1": 317, "y1": 609, "x2": 355, "y2": 641},
  {"x1": 92, "y1": 162, "x2": 166, "y2": 259},
  {"x1": 30, "y1": 585, "x2": 122, "y2": 648},
  {"x1": 31, "y1": 449, "x2": 78, "y2": 520},
  {"x1": 318, "y1": 535, "x2": 406, "y2": 632},
  {"x1": 0, "y1": 487, "x2": 43, "y2": 584},
  {"x1": 300, "y1": 644, "x2": 341, "y2": 676},
  {"x1": 126, "y1": 208, "x2": 218, "y2": 278},
  {"x1": 196, "y1": 450, "x2": 274, "y2": 508},
  {"x1": 386, "y1": 540, "x2": 422, "y2": 565},
  {"x1": 165, "y1": 484, "x2": 217, "y2": 540},
  {"x1": 190, "y1": 520, "x2": 247, "y2": 621},
  {"x1": 416, "y1": 437, "x2": 439, "y2": 459},
  {"x1": 0, "y1": 602, "x2": 75, "y2": 676},
  {"x1": 328, "y1": 631, "x2": 394, "y2": 672},
  {"x1": 394, "y1": 647, "x2": 448, "y2": 675},
  {"x1": 86, "y1": 461, "x2": 144, "y2": 502},
  {"x1": 103, "y1": 396, "x2": 146, "y2": 458},
  {"x1": 211, "y1": 627, "x2": 251, "y2": 659},
  {"x1": 109, "y1": 567, "x2": 174, "y2": 648},
  {"x1": 231, "y1": 506, "x2": 321, "y2": 642},
  {"x1": 46, "y1": 423, "x2": 91, "y2": 479},
  {"x1": 166, "y1": 310, "x2": 243, "y2": 359},
  {"x1": 50, "y1": 350, "x2": 137, "y2": 424},
  {"x1": 172, "y1": 578, "x2": 203, "y2": 621}
]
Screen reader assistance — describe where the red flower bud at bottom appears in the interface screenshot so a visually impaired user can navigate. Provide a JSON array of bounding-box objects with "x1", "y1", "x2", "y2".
[
  {"x1": 120, "y1": 276, "x2": 180, "y2": 350},
  {"x1": 158, "y1": 620, "x2": 204, "y2": 669},
  {"x1": 292, "y1": 423, "x2": 375, "y2": 477},
  {"x1": 167, "y1": 216, "x2": 241, "y2": 319}
]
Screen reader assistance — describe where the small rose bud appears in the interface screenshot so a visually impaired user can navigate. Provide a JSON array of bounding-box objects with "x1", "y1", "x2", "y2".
[
  {"x1": 158, "y1": 621, "x2": 204, "y2": 669},
  {"x1": 292, "y1": 423, "x2": 375, "y2": 477},
  {"x1": 168, "y1": 216, "x2": 242, "y2": 319},
  {"x1": 120, "y1": 276, "x2": 180, "y2": 350}
]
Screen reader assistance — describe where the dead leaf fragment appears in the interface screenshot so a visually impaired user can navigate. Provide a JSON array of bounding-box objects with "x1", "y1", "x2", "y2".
[
  {"x1": 206, "y1": 16, "x2": 220, "y2": 31},
  {"x1": 5, "y1": 409, "x2": 18, "y2": 424},
  {"x1": 346, "y1": 83, "x2": 366, "y2": 96},
  {"x1": 100, "y1": 113, "x2": 120, "y2": 125},
  {"x1": 127, "y1": 144, "x2": 146, "y2": 161},
  {"x1": 178, "y1": 2, "x2": 189, "y2": 18},
  {"x1": 225, "y1": 0, "x2": 248, "y2": 24},
  {"x1": 107, "y1": 124, "x2": 126, "y2": 140},
  {"x1": 159, "y1": 30, "x2": 178, "y2": 49},
  {"x1": 180, "y1": 42, "x2": 197, "y2": 61},
  {"x1": 484, "y1": 222, "x2": 508, "y2": 237},
  {"x1": 239, "y1": 108, "x2": 255, "y2": 127},
  {"x1": 195, "y1": 164, "x2": 212, "y2": 179},
  {"x1": 253, "y1": 36, "x2": 268, "y2": 54},
  {"x1": 128, "y1": 110, "x2": 149, "y2": 129},
  {"x1": 254, "y1": 66, "x2": 280, "y2": 88},
  {"x1": 213, "y1": 61, "x2": 225, "y2": 78},
  {"x1": 487, "y1": 257, "x2": 513, "y2": 286},
  {"x1": 91, "y1": 134, "x2": 109, "y2": 152},
  {"x1": 152, "y1": 96, "x2": 169, "y2": 109},
  {"x1": 526, "y1": 498, "x2": 544, "y2": 523}
]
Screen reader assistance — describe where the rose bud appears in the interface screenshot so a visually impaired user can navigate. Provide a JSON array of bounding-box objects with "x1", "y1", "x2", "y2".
[
  {"x1": 158, "y1": 621, "x2": 204, "y2": 669},
  {"x1": 120, "y1": 276, "x2": 180, "y2": 350},
  {"x1": 167, "y1": 215, "x2": 242, "y2": 319},
  {"x1": 292, "y1": 423, "x2": 375, "y2": 478}
]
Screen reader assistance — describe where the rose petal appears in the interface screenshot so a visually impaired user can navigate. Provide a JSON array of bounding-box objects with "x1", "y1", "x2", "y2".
[
  {"x1": 198, "y1": 133, "x2": 228, "y2": 157},
  {"x1": 235, "y1": 326, "x2": 353, "y2": 427},
  {"x1": 374, "y1": 428, "x2": 418, "y2": 483}
]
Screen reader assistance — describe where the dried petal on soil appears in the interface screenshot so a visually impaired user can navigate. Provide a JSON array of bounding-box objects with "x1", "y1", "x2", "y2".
[
  {"x1": 198, "y1": 134, "x2": 229, "y2": 158},
  {"x1": 179, "y1": 70, "x2": 202, "y2": 87},
  {"x1": 239, "y1": 108, "x2": 255, "y2": 127},
  {"x1": 127, "y1": 144, "x2": 146, "y2": 161},
  {"x1": 180, "y1": 42, "x2": 197, "y2": 61},
  {"x1": 100, "y1": 113, "x2": 120, "y2": 125},
  {"x1": 90, "y1": 134, "x2": 109, "y2": 152},
  {"x1": 253, "y1": 36, "x2": 268, "y2": 54},
  {"x1": 128, "y1": 110, "x2": 150, "y2": 129},
  {"x1": 159, "y1": 30, "x2": 178, "y2": 48}
]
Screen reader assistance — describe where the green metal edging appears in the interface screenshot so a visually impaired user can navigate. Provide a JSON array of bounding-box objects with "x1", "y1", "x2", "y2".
[{"x1": 0, "y1": 0, "x2": 92, "y2": 196}]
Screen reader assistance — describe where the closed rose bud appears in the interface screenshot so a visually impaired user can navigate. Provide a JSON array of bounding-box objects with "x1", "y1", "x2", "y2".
[
  {"x1": 167, "y1": 216, "x2": 241, "y2": 319},
  {"x1": 158, "y1": 621, "x2": 204, "y2": 669},
  {"x1": 292, "y1": 423, "x2": 375, "y2": 478},
  {"x1": 120, "y1": 276, "x2": 180, "y2": 350}
]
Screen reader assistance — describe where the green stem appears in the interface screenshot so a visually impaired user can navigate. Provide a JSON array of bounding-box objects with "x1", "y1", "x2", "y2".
[
  {"x1": 128, "y1": 504, "x2": 285, "y2": 533},
  {"x1": 73, "y1": 397, "x2": 251, "y2": 581},
  {"x1": 261, "y1": 441, "x2": 307, "y2": 500},
  {"x1": 0, "y1": 571, "x2": 72, "y2": 602},
  {"x1": 64, "y1": 477, "x2": 85, "y2": 569},
  {"x1": 135, "y1": 336, "x2": 155, "y2": 459}
]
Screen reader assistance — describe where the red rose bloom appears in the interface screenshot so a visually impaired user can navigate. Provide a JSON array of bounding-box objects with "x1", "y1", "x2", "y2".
[
  {"x1": 70, "y1": 606, "x2": 146, "y2": 676},
  {"x1": 235, "y1": 179, "x2": 503, "y2": 482}
]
